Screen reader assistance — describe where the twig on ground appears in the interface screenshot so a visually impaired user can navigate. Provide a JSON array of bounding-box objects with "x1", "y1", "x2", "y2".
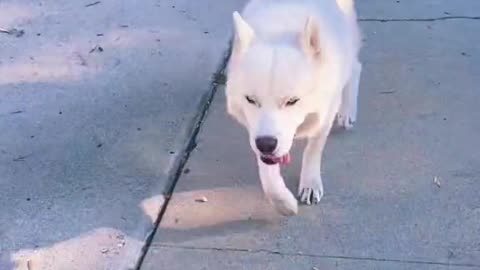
[
  {"x1": 85, "y1": 1, "x2": 101, "y2": 7},
  {"x1": 0, "y1": 27, "x2": 25, "y2": 37}
]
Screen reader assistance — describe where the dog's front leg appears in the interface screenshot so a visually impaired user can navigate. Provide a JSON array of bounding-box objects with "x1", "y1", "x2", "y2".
[
  {"x1": 257, "y1": 159, "x2": 298, "y2": 216},
  {"x1": 298, "y1": 112, "x2": 337, "y2": 205}
]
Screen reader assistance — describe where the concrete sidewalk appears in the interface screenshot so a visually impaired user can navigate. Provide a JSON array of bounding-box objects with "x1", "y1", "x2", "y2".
[
  {"x1": 141, "y1": 1, "x2": 480, "y2": 270},
  {"x1": 1, "y1": 0, "x2": 479, "y2": 270},
  {"x1": 0, "y1": 0, "x2": 243, "y2": 269}
]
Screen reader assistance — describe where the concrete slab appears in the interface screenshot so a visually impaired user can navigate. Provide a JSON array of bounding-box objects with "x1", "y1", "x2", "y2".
[
  {"x1": 0, "y1": 0, "x2": 244, "y2": 269},
  {"x1": 146, "y1": 247, "x2": 477, "y2": 270},
  {"x1": 142, "y1": 1, "x2": 480, "y2": 269},
  {"x1": 357, "y1": 0, "x2": 480, "y2": 19}
]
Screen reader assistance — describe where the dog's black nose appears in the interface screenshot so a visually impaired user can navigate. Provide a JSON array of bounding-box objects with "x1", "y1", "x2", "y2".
[{"x1": 255, "y1": 136, "x2": 278, "y2": 154}]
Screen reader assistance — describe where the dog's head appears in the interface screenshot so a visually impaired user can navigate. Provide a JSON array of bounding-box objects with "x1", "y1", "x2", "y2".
[{"x1": 226, "y1": 12, "x2": 324, "y2": 165}]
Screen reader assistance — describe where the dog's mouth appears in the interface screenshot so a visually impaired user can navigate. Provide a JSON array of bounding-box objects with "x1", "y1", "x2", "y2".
[{"x1": 260, "y1": 153, "x2": 291, "y2": 165}]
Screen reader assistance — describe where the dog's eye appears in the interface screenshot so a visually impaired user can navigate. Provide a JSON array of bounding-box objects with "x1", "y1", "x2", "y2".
[
  {"x1": 286, "y1": 97, "x2": 300, "y2": 106},
  {"x1": 245, "y1": 95, "x2": 257, "y2": 106}
]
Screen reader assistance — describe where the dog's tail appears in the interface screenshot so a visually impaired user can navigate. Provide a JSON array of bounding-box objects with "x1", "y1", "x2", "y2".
[{"x1": 336, "y1": 0, "x2": 356, "y2": 17}]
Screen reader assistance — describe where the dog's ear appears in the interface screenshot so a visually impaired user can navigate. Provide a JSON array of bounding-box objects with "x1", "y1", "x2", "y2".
[
  {"x1": 226, "y1": 95, "x2": 247, "y2": 126},
  {"x1": 232, "y1": 11, "x2": 254, "y2": 55},
  {"x1": 300, "y1": 16, "x2": 321, "y2": 59}
]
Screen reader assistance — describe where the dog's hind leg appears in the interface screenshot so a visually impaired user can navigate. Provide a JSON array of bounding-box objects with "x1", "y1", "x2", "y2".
[
  {"x1": 257, "y1": 159, "x2": 298, "y2": 216},
  {"x1": 336, "y1": 60, "x2": 362, "y2": 129}
]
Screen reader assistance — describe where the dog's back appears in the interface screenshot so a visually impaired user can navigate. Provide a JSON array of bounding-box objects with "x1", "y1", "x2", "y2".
[{"x1": 240, "y1": 0, "x2": 360, "y2": 57}]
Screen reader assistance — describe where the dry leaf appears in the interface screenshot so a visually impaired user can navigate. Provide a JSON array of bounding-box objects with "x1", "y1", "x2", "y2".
[
  {"x1": 195, "y1": 196, "x2": 208, "y2": 203},
  {"x1": 433, "y1": 176, "x2": 441, "y2": 187}
]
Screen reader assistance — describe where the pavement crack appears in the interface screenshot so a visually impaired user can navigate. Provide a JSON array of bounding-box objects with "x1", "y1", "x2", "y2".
[
  {"x1": 359, "y1": 16, "x2": 480, "y2": 22},
  {"x1": 153, "y1": 244, "x2": 480, "y2": 268},
  {"x1": 133, "y1": 43, "x2": 233, "y2": 270}
]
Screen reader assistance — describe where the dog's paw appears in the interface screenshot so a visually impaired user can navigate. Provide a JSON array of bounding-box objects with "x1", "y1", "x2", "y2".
[
  {"x1": 298, "y1": 187, "x2": 323, "y2": 205},
  {"x1": 268, "y1": 189, "x2": 298, "y2": 216},
  {"x1": 335, "y1": 113, "x2": 355, "y2": 130},
  {"x1": 298, "y1": 176, "x2": 324, "y2": 205}
]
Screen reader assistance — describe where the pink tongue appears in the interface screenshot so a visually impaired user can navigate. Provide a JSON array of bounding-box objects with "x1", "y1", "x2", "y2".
[{"x1": 278, "y1": 153, "x2": 291, "y2": 165}]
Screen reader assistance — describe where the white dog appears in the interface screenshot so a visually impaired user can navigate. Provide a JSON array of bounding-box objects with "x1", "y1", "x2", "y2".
[{"x1": 225, "y1": 0, "x2": 362, "y2": 215}]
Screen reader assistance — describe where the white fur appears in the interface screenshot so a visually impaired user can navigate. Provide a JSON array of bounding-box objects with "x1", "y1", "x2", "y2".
[{"x1": 226, "y1": 0, "x2": 362, "y2": 215}]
